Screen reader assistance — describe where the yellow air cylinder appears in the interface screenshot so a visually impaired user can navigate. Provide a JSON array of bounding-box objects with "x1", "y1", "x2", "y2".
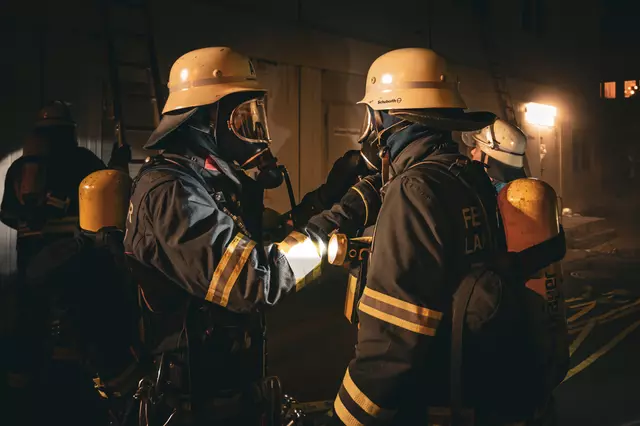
[{"x1": 79, "y1": 169, "x2": 132, "y2": 232}]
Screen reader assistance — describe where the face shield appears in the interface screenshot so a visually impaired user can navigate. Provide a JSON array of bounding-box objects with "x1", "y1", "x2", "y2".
[
  {"x1": 357, "y1": 107, "x2": 385, "y2": 171},
  {"x1": 214, "y1": 93, "x2": 283, "y2": 189},
  {"x1": 229, "y1": 97, "x2": 272, "y2": 146}
]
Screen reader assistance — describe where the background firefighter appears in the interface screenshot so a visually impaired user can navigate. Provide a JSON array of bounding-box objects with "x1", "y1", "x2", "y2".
[
  {"x1": 1, "y1": 100, "x2": 106, "y2": 276},
  {"x1": 461, "y1": 118, "x2": 528, "y2": 193},
  {"x1": 11, "y1": 169, "x2": 138, "y2": 426},
  {"x1": 0, "y1": 100, "x2": 106, "y2": 421},
  {"x1": 123, "y1": 46, "x2": 381, "y2": 426}
]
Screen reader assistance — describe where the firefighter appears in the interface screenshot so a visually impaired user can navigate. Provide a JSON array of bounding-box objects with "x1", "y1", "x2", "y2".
[
  {"x1": 461, "y1": 117, "x2": 528, "y2": 193},
  {"x1": 22, "y1": 169, "x2": 139, "y2": 426},
  {"x1": 1, "y1": 101, "x2": 105, "y2": 421},
  {"x1": 320, "y1": 47, "x2": 562, "y2": 426},
  {"x1": 1, "y1": 100, "x2": 106, "y2": 277},
  {"x1": 123, "y1": 46, "x2": 381, "y2": 426}
]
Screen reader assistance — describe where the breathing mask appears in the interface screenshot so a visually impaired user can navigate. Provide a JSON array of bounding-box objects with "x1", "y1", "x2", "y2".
[
  {"x1": 212, "y1": 93, "x2": 283, "y2": 189},
  {"x1": 357, "y1": 106, "x2": 413, "y2": 183}
]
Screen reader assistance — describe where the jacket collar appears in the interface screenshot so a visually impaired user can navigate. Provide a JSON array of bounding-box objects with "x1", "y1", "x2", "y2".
[{"x1": 390, "y1": 134, "x2": 460, "y2": 177}]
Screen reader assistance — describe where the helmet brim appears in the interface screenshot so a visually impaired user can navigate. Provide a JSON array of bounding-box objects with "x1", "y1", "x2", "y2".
[
  {"x1": 144, "y1": 107, "x2": 199, "y2": 150},
  {"x1": 389, "y1": 109, "x2": 497, "y2": 132}
]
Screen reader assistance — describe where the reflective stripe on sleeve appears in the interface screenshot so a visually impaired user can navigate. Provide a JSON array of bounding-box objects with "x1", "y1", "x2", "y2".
[
  {"x1": 333, "y1": 367, "x2": 395, "y2": 425},
  {"x1": 350, "y1": 186, "x2": 369, "y2": 225},
  {"x1": 18, "y1": 216, "x2": 79, "y2": 238},
  {"x1": 205, "y1": 232, "x2": 256, "y2": 306},
  {"x1": 277, "y1": 231, "x2": 323, "y2": 288},
  {"x1": 334, "y1": 396, "x2": 364, "y2": 426},
  {"x1": 358, "y1": 287, "x2": 443, "y2": 336}
]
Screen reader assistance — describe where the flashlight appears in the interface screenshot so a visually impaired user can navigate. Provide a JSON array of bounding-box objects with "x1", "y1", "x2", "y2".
[{"x1": 327, "y1": 233, "x2": 373, "y2": 266}]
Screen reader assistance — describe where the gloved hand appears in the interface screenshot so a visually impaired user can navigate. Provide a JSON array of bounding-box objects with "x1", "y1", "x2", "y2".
[
  {"x1": 322, "y1": 150, "x2": 370, "y2": 203},
  {"x1": 306, "y1": 174, "x2": 383, "y2": 240},
  {"x1": 291, "y1": 151, "x2": 371, "y2": 226},
  {"x1": 262, "y1": 208, "x2": 292, "y2": 244}
]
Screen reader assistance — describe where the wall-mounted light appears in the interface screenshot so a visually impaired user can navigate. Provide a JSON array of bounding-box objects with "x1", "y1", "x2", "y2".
[{"x1": 524, "y1": 102, "x2": 557, "y2": 127}]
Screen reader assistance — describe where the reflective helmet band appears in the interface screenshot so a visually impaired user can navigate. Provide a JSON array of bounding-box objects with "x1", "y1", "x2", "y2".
[{"x1": 169, "y1": 76, "x2": 258, "y2": 93}]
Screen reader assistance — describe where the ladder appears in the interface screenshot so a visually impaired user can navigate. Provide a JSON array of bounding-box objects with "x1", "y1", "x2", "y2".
[
  {"x1": 473, "y1": 1, "x2": 518, "y2": 127},
  {"x1": 101, "y1": 0, "x2": 165, "y2": 176},
  {"x1": 472, "y1": 0, "x2": 531, "y2": 174}
]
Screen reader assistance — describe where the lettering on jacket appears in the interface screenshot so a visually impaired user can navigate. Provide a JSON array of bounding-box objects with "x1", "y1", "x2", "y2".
[{"x1": 462, "y1": 206, "x2": 485, "y2": 254}]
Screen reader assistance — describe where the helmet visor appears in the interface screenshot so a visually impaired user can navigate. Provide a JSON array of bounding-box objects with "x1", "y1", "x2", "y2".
[
  {"x1": 462, "y1": 126, "x2": 524, "y2": 155},
  {"x1": 461, "y1": 130, "x2": 480, "y2": 148},
  {"x1": 229, "y1": 97, "x2": 272, "y2": 144}
]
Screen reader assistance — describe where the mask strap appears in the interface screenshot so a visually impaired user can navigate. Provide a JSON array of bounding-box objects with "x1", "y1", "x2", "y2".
[{"x1": 380, "y1": 147, "x2": 391, "y2": 185}]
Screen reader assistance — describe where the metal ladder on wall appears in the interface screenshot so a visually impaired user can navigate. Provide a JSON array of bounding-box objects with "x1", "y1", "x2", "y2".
[
  {"x1": 473, "y1": 1, "x2": 518, "y2": 127},
  {"x1": 473, "y1": 0, "x2": 531, "y2": 175},
  {"x1": 101, "y1": 0, "x2": 164, "y2": 176}
]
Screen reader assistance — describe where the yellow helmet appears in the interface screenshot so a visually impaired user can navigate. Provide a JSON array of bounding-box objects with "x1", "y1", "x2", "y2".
[
  {"x1": 163, "y1": 47, "x2": 265, "y2": 114},
  {"x1": 79, "y1": 170, "x2": 132, "y2": 232},
  {"x1": 359, "y1": 48, "x2": 467, "y2": 111}
]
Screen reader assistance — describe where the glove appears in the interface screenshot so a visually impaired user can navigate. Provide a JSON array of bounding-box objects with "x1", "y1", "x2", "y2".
[
  {"x1": 262, "y1": 208, "x2": 292, "y2": 244},
  {"x1": 306, "y1": 174, "x2": 382, "y2": 239},
  {"x1": 322, "y1": 150, "x2": 370, "y2": 203},
  {"x1": 291, "y1": 151, "x2": 370, "y2": 226}
]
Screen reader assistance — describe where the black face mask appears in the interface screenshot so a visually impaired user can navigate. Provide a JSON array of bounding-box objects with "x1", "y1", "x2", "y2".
[
  {"x1": 357, "y1": 108, "x2": 411, "y2": 171},
  {"x1": 212, "y1": 93, "x2": 283, "y2": 189}
]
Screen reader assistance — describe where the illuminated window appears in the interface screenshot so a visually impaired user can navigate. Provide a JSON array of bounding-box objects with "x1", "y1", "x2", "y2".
[
  {"x1": 624, "y1": 80, "x2": 638, "y2": 98},
  {"x1": 601, "y1": 81, "x2": 616, "y2": 99}
]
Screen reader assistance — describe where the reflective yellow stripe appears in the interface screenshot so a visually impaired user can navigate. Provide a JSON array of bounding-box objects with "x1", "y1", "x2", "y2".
[
  {"x1": 334, "y1": 394, "x2": 364, "y2": 426},
  {"x1": 205, "y1": 233, "x2": 256, "y2": 306},
  {"x1": 277, "y1": 231, "x2": 323, "y2": 284},
  {"x1": 52, "y1": 346, "x2": 81, "y2": 360},
  {"x1": 359, "y1": 287, "x2": 442, "y2": 336},
  {"x1": 350, "y1": 186, "x2": 369, "y2": 225},
  {"x1": 220, "y1": 238, "x2": 256, "y2": 307},
  {"x1": 295, "y1": 263, "x2": 322, "y2": 292},
  {"x1": 18, "y1": 216, "x2": 78, "y2": 238},
  {"x1": 277, "y1": 231, "x2": 307, "y2": 254},
  {"x1": 344, "y1": 274, "x2": 358, "y2": 322},
  {"x1": 363, "y1": 287, "x2": 443, "y2": 320},
  {"x1": 343, "y1": 368, "x2": 384, "y2": 417}
]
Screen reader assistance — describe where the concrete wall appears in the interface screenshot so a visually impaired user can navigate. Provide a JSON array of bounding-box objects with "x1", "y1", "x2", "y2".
[{"x1": 0, "y1": 0, "x2": 597, "y2": 275}]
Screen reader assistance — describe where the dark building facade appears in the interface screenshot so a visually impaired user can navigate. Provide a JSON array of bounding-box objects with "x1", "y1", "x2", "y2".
[{"x1": 0, "y1": 0, "x2": 604, "y2": 274}]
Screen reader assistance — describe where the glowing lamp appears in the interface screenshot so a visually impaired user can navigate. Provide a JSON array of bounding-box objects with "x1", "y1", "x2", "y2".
[
  {"x1": 328, "y1": 234, "x2": 347, "y2": 265},
  {"x1": 327, "y1": 234, "x2": 372, "y2": 266},
  {"x1": 524, "y1": 103, "x2": 557, "y2": 127}
]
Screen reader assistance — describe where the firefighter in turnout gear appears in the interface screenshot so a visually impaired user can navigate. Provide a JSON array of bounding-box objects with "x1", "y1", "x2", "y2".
[
  {"x1": 16, "y1": 169, "x2": 138, "y2": 426},
  {"x1": 1, "y1": 101, "x2": 106, "y2": 276},
  {"x1": 1, "y1": 101, "x2": 105, "y2": 422},
  {"x1": 321, "y1": 48, "x2": 562, "y2": 426},
  {"x1": 123, "y1": 47, "x2": 379, "y2": 426},
  {"x1": 461, "y1": 118, "x2": 528, "y2": 193}
]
